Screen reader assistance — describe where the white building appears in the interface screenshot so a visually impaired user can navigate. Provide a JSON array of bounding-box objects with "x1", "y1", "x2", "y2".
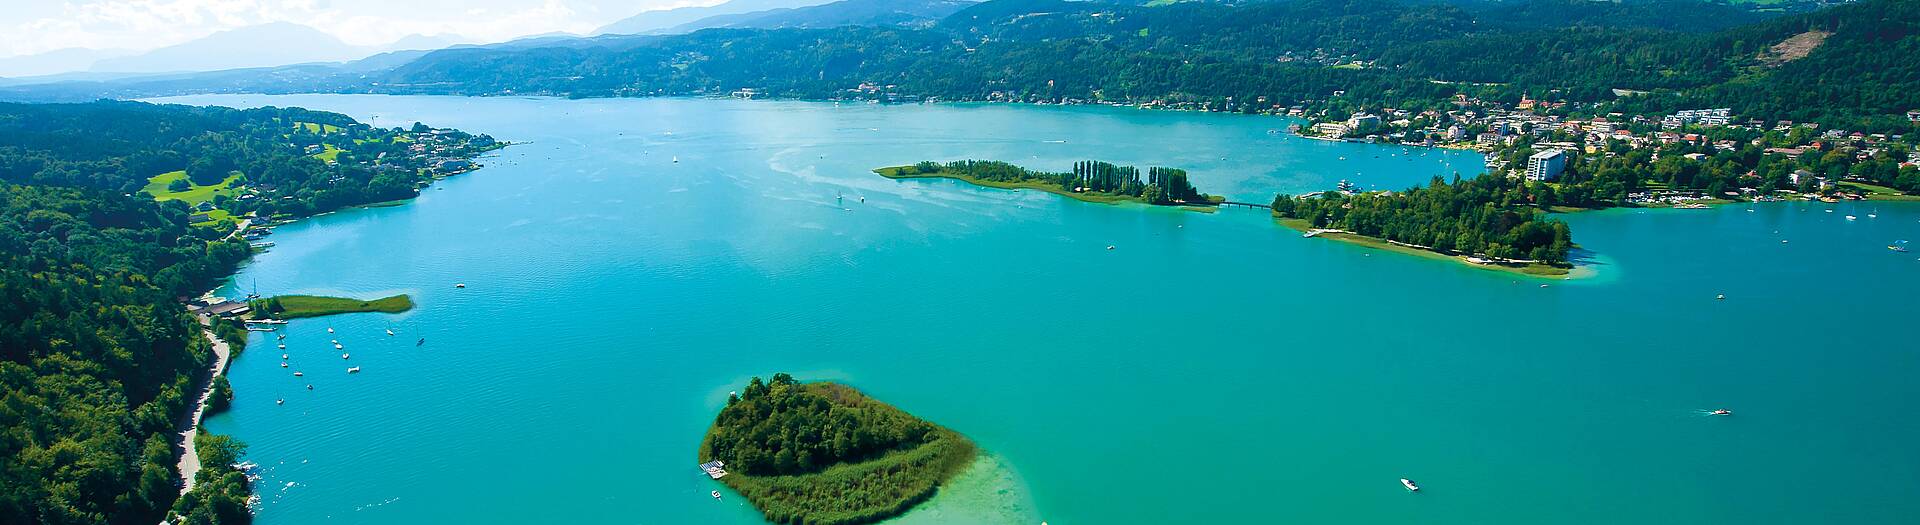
[
  {"x1": 1346, "y1": 113, "x2": 1381, "y2": 133},
  {"x1": 1526, "y1": 149, "x2": 1567, "y2": 182}
]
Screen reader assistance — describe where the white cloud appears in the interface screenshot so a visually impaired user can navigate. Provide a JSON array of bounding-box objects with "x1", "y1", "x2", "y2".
[{"x1": 0, "y1": 0, "x2": 721, "y2": 58}]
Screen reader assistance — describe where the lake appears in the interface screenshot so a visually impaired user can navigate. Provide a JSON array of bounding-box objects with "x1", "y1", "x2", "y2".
[{"x1": 155, "y1": 94, "x2": 1920, "y2": 524}]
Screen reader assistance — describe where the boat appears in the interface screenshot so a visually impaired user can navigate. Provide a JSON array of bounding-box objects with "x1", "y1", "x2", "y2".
[
  {"x1": 277, "y1": 334, "x2": 286, "y2": 340},
  {"x1": 341, "y1": 353, "x2": 350, "y2": 360},
  {"x1": 711, "y1": 491, "x2": 721, "y2": 499},
  {"x1": 1401, "y1": 478, "x2": 1420, "y2": 492},
  {"x1": 281, "y1": 353, "x2": 288, "y2": 359},
  {"x1": 1711, "y1": 409, "x2": 1732, "y2": 416},
  {"x1": 280, "y1": 362, "x2": 288, "y2": 368},
  {"x1": 1891, "y1": 240, "x2": 1909, "y2": 253},
  {"x1": 417, "y1": 337, "x2": 426, "y2": 346},
  {"x1": 1846, "y1": 215, "x2": 1858, "y2": 221},
  {"x1": 293, "y1": 371, "x2": 304, "y2": 377},
  {"x1": 334, "y1": 343, "x2": 343, "y2": 349},
  {"x1": 455, "y1": 283, "x2": 466, "y2": 288},
  {"x1": 386, "y1": 329, "x2": 395, "y2": 336},
  {"x1": 277, "y1": 343, "x2": 286, "y2": 349},
  {"x1": 673, "y1": 156, "x2": 680, "y2": 163},
  {"x1": 1106, "y1": 245, "x2": 1116, "y2": 250},
  {"x1": 1716, "y1": 294, "x2": 1726, "y2": 300},
  {"x1": 245, "y1": 326, "x2": 277, "y2": 332},
  {"x1": 276, "y1": 398, "x2": 284, "y2": 405},
  {"x1": 327, "y1": 327, "x2": 335, "y2": 333},
  {"x1": 347, "y1": 367, "x2": 361, "y2": 374}
]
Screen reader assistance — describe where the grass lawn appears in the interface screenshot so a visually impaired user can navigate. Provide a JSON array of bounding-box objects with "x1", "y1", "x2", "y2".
[
  {"x1": 1840, "y1": 182, "x2": 1920, "y2": 201},
  {"x1": 191, "y1": 209, "x2": 233, "y2": 227},
  {"x1": 254, "y1": 294, "x2": 414, "y2": 319},
  {"x1": 313, "y1": 144, "x2": 344, "y2": 163},
  {"x1": 144, "y1": 170, "x2": 242, "y2": 205},
  {"x1": 295, "y1": 122, "x2": 343, "y2": 134},
  {"x1": 1277, "y1": 218, "x2": 1572, "y2": 277}
]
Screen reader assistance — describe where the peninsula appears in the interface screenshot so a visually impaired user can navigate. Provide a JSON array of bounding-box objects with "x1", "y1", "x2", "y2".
[
  {"x1": 700, "y1": 374, "x2": 976, "y2": 525},
  {"x1": 249, "y1": 294, "x2": 414, "y2": 319},
  {"x1": 1272, "y1": 174, "x2": 1576, "y2": 277},
  {"x1": 878, "y1": 160, "x2": 1223, "y2": 209}
]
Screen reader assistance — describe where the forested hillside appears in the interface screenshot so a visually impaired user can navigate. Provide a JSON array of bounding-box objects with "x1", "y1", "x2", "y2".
[
  {"x1": 0, "y1": 183, "x2": 249, "y2": 523},
  {"x1": 1, "y1": 101, "x2": 497, "y2": 524},
  {"x1": 371, "y1": 0, "x2": 1916, "y2": 131}
]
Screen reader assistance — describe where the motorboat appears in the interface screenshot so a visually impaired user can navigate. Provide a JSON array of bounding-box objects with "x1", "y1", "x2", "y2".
[
  {"x1": 1711, "y1": 409, "x2": 1732, "y2": 416},
  {"x1": 347, "y1": 367, "x2": 361, "y2": 374},
  {"x1": 1401, "y1": 478, "x2": 1420, "y2": 492}
]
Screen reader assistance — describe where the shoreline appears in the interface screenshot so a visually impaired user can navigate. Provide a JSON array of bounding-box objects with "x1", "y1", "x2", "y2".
[
  {"x1": 1277, "y1": 218, "x2": 1580, "y2": 278},
  {"x1": 172, "y1": 315, "x2": 233, "y2": 498},
  {"x1": 161, "y1": 138, "x2": 510, "y2": 505}
]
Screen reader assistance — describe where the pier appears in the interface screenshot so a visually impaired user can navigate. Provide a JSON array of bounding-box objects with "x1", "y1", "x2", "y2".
[{"x1": 1218, "y1": 200, "x2": 1272, "y2": 210}]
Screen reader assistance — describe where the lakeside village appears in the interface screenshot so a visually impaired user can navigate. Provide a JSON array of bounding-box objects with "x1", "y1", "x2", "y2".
[
  {"x1": 736, "y1": 81, "x2": 1920, "y2": 207},
  {"x1": 176, "y1": 123, "x2": 499, "y2": 246},
  {"x1": 171, "y1": 122, "x2": 501, "y2": 315},
  {"x1": 1292, "y1": 95, "x2": 1920, "y2": 207}
]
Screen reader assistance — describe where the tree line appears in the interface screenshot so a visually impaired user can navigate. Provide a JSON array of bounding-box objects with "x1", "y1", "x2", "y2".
[{"x1": 912, "y1": 159, "x2": 1211, "y2": 205}]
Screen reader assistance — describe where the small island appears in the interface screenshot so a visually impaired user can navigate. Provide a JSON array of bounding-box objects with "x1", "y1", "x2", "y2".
[
  {"x1": 699, "y1": 374, "x2": 976, "y2": 525},
  {"x1": 249, "y1": 294, "x2": 414, "y2": 319},
  {"x1": 877, "y1": 160, "x2": 1223, "y2": 209},
  {"x1": 1272, "y1": 175, "x2": 1576, "y2": 277}
]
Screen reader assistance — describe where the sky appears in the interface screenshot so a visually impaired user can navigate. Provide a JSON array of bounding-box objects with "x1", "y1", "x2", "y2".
[{"x1": 0, "y1": 0, "x2": 723, "y2": 58}]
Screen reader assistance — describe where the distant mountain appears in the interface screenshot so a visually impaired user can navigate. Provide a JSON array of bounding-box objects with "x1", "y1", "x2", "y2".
[
  {"x1": 0, "y1": 48, "x2": 133, "y2": 78},
  {"x1": 91, "y1": 22, "x2": 364, "y2": 73},
  {"x1": 666, "y1": 0, "x2": 978, "y2": 32},
  {"x1": 383, "y1": 34, "x2": 472, "y2": 52},
  {"x1": 595, "y1": 0, "x2": 837, "y2": 35}
]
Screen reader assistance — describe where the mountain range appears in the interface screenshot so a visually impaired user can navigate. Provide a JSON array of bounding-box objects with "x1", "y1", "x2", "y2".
[
  {"x1": 0, "y1": 22, "x2": 470, "y2": 78},
  {"x1": 594, "y1": 0, "x2": 840, "y2": 35}
]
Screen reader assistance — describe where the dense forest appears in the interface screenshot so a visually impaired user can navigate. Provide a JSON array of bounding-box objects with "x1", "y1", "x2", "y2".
[
  {"x1": 1, "y1": 102, "x2": 499, "y2": 524},
  {"x1": 1272, "y1": 174, "x2": 1575, "y2": 265},
  {"x1": 700, "y1": 374, "x2": 975, "y2": 525},
  {"x1": 890, "y1": 159, "x2": 1211, "y2": 205},
  {"x1": 351, "y1": 0, "x2": 1920, "y2": 131},
  {"x1": 0, "y1": 183, "x2": 249, "y2": 524}
]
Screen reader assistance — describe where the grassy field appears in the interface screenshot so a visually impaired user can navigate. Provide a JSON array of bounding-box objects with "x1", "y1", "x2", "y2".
[
  {"x1": 313, "y1": 144, "x2": 344, "y2": 163},
  {"x1": 1277, "y1": 218, "x2": 1572, "y2": 277},
  {"x1": 143, "y1": 170, "x2": 242, "y2": 205},
  {"x1": 704, "y1": 382, "x2": 976, "y2": 525},
  {"x1": 1840, "y1": 182, "x2": 1920, "y2": 201},
  {"x1": 253, "y1": 294, "x2": 414, "y2": 319},
  {"x1": 295, "y1": 122, "x2": 343, "y2": 134}
]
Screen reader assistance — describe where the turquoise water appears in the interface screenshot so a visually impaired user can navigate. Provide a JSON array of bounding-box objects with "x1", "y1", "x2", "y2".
[{"x1": 157, "y1": 95, "x2": 1920, "y2": 524}]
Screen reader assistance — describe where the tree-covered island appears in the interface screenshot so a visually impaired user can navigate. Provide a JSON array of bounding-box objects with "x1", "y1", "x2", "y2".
[
  {"x1": 699, "y1": 374, "x2": 976, "y2": 525},
  {"x1": 1272, "y1": 174, "x2": 1576, "y2": 276},
  {"x1": 877, "y1": 160, "x2": 1223, "y2": 208}
]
